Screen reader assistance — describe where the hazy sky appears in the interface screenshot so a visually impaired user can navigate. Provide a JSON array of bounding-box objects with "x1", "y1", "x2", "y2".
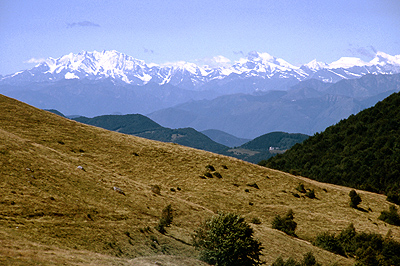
[{"x1": 1, "y1": 0, "x2": 399, "y2": 75}]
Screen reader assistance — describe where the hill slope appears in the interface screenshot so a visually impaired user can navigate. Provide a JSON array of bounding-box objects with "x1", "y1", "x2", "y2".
[
  {"x1": 219, "y1": 132, "x2": 309, "y2": 163},
  {"x1": 73, "y1": 114, "x2": 227, "y2": 153},
  {"x1": 263, "y1": 91, "x2": 400, "y2": 195},
  {"x1": 1, "y1": 94, "x2": 399, "y2": 265}
]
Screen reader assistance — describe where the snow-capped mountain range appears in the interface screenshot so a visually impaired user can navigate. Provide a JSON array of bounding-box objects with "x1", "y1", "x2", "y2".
[{"x1": 2, "y1": 50, "x2": 400, "y2": 88}]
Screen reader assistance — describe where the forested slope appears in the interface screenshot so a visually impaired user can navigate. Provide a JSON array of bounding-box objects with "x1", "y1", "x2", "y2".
[{"x1": 263, "y1": 91, "x2": 400, "y2": 199}]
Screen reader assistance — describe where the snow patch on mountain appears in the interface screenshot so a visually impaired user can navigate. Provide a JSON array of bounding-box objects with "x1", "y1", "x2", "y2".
[
  {"x1": 329, "y1": 57, "x2": 369, "y2": 69},
  {"x1": 2, "y1": 50, "x2": 400, "y2": 88}
]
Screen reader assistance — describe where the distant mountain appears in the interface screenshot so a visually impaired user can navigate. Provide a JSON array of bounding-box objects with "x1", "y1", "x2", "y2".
[
  {"x1": 72, "y1": 114, "x2": 227, "y2": 153},
  {"x1": 45, "y1": 109, "x2": 66, "y2": 117},
  {"x1": 149, "y1": 73, "x2": 400, "y2": 138},
  {"x1": 262, "y1": 91, "x2": 400, "y2": 195},
  {"x1": 73, "y1": 114, "x2": 163, "y2": 134},
  {"x1": 1, "y1": 50, "x2": 399, "y2": 131},
  {"x1": 2, "y1": 50, "x2": 399, "y2": 87},
  {"x1": 201, "y1": 129, "x2": 250, "y2": 147},
  {"x1": 219, "y1": 132, "x2": 308, "y2": 163}
]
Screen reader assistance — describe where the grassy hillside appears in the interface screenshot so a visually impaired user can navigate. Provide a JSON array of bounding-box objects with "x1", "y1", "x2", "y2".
[
  {"x1": 263, "y1": 91, "x2": 400, "y2": 196},
  {"x1": 1, "y1": 94, "x2": 400, "y2": 265},
  {"x1": 73, "y1": 114, "x2": 227, "y2": 153}
]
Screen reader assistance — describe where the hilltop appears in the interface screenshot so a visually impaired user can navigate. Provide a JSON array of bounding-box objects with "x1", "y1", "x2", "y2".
[
  {"x1": 1, "y1": 94, "x2": 399, "y2": 265},
  {"x1": 219, "y1": 132, "x2": 309, "y2": 163},
  {"x1": 72, "y1": 114, "x2": 227, "y2": 153}
]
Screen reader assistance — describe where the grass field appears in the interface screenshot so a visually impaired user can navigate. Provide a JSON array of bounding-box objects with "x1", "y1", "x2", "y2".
[{"x1": 1, "y1": 94, "x2": 399, "y2": 265}]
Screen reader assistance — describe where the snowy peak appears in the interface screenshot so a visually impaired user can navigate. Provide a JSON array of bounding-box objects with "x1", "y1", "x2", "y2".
[
  {"x1": 328, "y1": 57, "x2": 369, "y2": 69},
  {"x1": 231, "y1": 51, "x2": 304, "y2": 78},
  {"x1": 1, "y1": 50, "x2": 400, "y2": 87},
  {"x1": 370, "y1": 51, "x2": 400, "y2": 66},
  {"x1": 303, "y1": 59, "x2": 329, "y2": 71}
]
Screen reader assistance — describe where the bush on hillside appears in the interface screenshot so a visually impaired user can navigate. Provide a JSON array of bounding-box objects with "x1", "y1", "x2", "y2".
[
  {"x1": 349, "y1": 190, "x2": 362, "y2": 208},
  {"x1": 272, "y1": 252, "x2": 321, "y2": 266},
  {"x1": 305, "y1": 189, "x2": 316, "y2": 199},
  {"x1": 296, "y1": 183, "x2": 306, "y2": 193},
  {"x1": 378, "y1": 205, "x2": 400, "y2": 226},
  {"x1": 313, "y1": 232, "x2": 344, "y2": 256},
  {"x1": 213, "y1": 172, "x2": 222, "y2": 178},
  {"x1": 313, "y1": 223, "x2": 400, "y2": 265},
  {"x1": 205, "y1": 164, "x2": 215, "y2": 171},
  {"x1": 156, "y1": 204, "x2": 173, "y2": 234},
  {"x1": 272, "y1": 209, "x2": 297, "y2": 237},
  {"x1": 386, "y1": 190, "x2": 400, "y2": 205},
  {"x1": 192, "y1": 212, "x2": 263, "y2": 266}
]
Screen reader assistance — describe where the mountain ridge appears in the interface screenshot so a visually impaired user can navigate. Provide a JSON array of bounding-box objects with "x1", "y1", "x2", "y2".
[
  {"x1": 2, "y1": 50, "x2": 400, "y2": 88},
  {"x1": 149, "y1": 73, "x2": 400, "y2": 138}
]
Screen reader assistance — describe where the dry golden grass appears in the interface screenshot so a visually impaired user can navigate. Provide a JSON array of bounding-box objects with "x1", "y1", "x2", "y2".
[{"x1": 1, "y1": 94, "x2": 399, "y2": 265}]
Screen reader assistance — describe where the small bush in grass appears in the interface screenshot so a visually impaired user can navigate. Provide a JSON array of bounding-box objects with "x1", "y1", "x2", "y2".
[
  {"x1": 296, "y1": 183, "x2": 306, "y2": 193},
  {"x1": 156, "y1": 204, "x2": 173, "y2": 234},
  {"x1": 151, "y1": 185, "x2": 161, "y2": 195},
  {"x1": 272, "y1": 252, "x2": 321, "y2": 266},
  {"x1": 247, "y1": 183, "x2": 259, "y2": 189},
  {"x1": 205, "y1": 164, "x2": 215, "y2": 171},
  {"x1": 204, "y1": 172, "x2": 213, "y2": 178},
  {"x1": 349, "y1": 190, "x2": 362, "y2": 208},
  {"x1": 305, "y1": 189, "x2": 315, "y2": 199},
  {"x1": 378, "y1": 205, "x2": 400, "y2": 226},
  {"x1": 272, "y1": 209, "x2": 297, "y2": 237},
  {"x1": 213, "y1": 172, "x2": 222, "y2": 178},
  {"x1": 250, "y1": 217, "x2": 261, "y2": 224}
]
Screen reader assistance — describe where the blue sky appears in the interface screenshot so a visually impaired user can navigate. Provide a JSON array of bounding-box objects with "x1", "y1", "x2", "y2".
[{"x1": 1, "y1": 0, "x2": 399, "y2": 75}]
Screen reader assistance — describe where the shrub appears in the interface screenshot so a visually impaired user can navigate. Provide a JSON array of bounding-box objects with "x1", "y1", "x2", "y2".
[
  {"x1": 204, "y1": 172, "x2": 213, "y2": 178},
  {"x1": 247, "y1": 183, "x2": 259, "y2": 189},
  {"x1": 272, "y1": 209, "x2": 297, "y2": 237},
  {"x1": 386, "y1": 191, "x2": 400, "y2": 205},
  {"x1": 313, "y1": 232, "x2": 345, "y2": 256},
  {"x1": 213, "y1": 172, "x2": 222, "y2": 178},
  {"x1": 156, "y1": 204, "x2": 173, "y2": 234},
  {"x1": 205, "y1": 164, "x2": 215, "y2": 171},
  {"x1": 250, "y1": 217, "x2": 261, "y2": 224},
  {"x1": 192, "y1": 212, "x2": 263, "y2": 266},
  {"x1": 151, "y1": 185, "x2": 161, "y2": 195},
  {"x1": 305, "y1": 189, "x2": 315, "y2": 199},
  {"x1": 296, "y1": 183, "x2": 306, "y2": 193},
  {"x1": 313, "y1": 223, "x2": 400, "y2": 264},
  {"x1": 349, "y1": 190, "x2": 362, "y2": 208},
  {"x1": 300, "y1": 252, "x2": 321, "y2": 266},
  {"x1": 271, "y1": 252, "x2": 321, "y2": 266},
  {"x1": 378, "y1": 205, "x2": 400, "y2": 226}
]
